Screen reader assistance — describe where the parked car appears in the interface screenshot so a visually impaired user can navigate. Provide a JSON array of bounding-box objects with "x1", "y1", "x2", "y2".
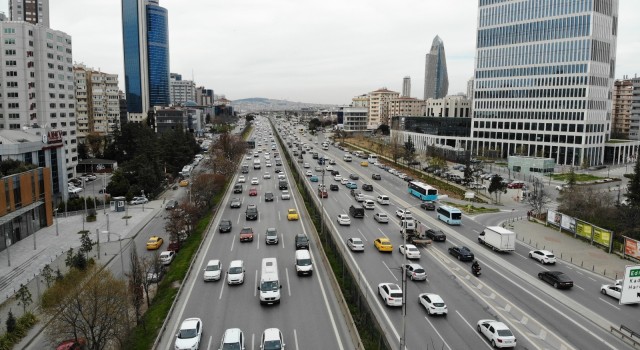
[
  {"x1": 159, "y1": 251, "x2": 176, "y2": 265},
  {"x1": 130, "y1": 196, "x2": 149, "y2": 205}
]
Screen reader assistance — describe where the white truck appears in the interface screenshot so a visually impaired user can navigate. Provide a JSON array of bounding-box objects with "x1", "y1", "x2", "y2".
[{"x1": 478, "y1": 226, "x2": 515, "y2": 252}]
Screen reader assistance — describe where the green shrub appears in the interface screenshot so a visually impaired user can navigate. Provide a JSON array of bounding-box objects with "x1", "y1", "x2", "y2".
[{"x1": 0, "y1": 312, "x2": 37, "y2": 350}]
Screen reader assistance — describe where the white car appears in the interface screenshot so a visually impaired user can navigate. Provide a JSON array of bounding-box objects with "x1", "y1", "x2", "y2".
[
  {"x1": 347, "y1": 237, "x2": 364, "y2": 251},
  {"x1": 333, "y1": 174, "x2": 342, "y2": 181},
  {"x1": 245, "y1": 155, "x2": 252, "y2": 160},
  {"x1": 251, "y1": 177, "x2": 259, "y2": 185},
  {"x1": 263, "y1": 172, "x2": 271, "y2": 179},
  {"x1": 260, "y1": 328, "x2": 285, "y2": 350},
  {"x1": 601, "y1": 284, "x2": 622, "y2": 300},
  {"x1": 281, "y1": 190, "x2": 291, "y2": 200},
  {"x1": 219, "y1": 328, "x2": 245, "y2": 350},
  {"x1": 303, "y1": 163, "x2": 310, "y2": 168},
  {"x1": 374, "y1": 212, "x2": 389, "y2": 223},
  {"x1": 175, "y1": 318, "x2": 203, "y2": 350},
  {"x1": 227, "y1": 260, "x2": 245, "y2": 285},
  {"x1": 203, "y1": 259, "x2": 222, "y2": 281},
  {"x1": 326, "y1": 165, "x2": 334, "y2": 171},
  {"x1": 277, "y1": 174, "x2": 286, "y2": 180},
  {"x1": 477, "y1": 319, "x2": 516, "y2": 348},
  {"x1": 419, "y1": 293, "x2": 448, "y2": 315},
  {"x1": 68, "y1": 186, "x2": 83, "y2": 194},
  {"x1": 159, "y1": 251, "x2": 175, "y2": 265},
  {"x1": 340, "y1": 178, "x2": 350, "y2": 185},
  {"x1": 378, "y1": 283, "x2": 403, "y2": 307},
  {"x1": 238, "y1": 175, "x2": 246, "y2": 183},
  {"x1": 555, "y1": 184, "x2": 569, "y2": 191},
  {"x1": 305, "y1": 170, "x2": 313, "y2": 177},
  {"x1": 266, "y1": 162, "x2": 272, "y2": 167},
  {"x1": 337, "y1": 214, "x2": 351, "y2": 226},
  {"x1": 395, "y1": 209, "x2": 412, "y2": 219},
  {"x1": 399, "y1": 244, "x2": 421, "y2": 259},
  {"x1": 528, "y1": 250, "x2": 557, "y2": 264},
  {"x1": 130, "y1": 196, "x2": 149, "y2": 205}
]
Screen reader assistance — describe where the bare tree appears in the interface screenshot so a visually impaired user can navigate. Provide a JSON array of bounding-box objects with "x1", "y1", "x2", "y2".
[
  {"x1": 127, "y1": 244, "x2": 144, "y2": 326},
  {"x1": 526, "y1": 178, "x2": 551, "y2": 215},
  {"x1": 190, "y1": 173, "x2": 224, "y2": 208},
  {"x1": 390, "y1": 132, "x2": 403, "y2": 165},
  {"x1": 140, "y1": 253, "x2": 162, "y2": 308}
]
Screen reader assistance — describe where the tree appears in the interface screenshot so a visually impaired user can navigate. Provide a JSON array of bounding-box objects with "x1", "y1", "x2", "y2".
[
  {"x1": 463, "y1": 161, "x2": 474, "y2": 185},
  {"x1": 79, "y1": 231, "x2": 93, "y2": 261},
  {"x1": 403, "y1": 135, "x2": 416, "y2": 165},
  {"x1": 308, "y1": 118, "x2": 321, "y2": 131},
  {"x1": 105, "y1": 169, "x2": 130, "y2": 197},
  {"x1": 626, "y1": 156, "x2": 640, "y2": 207},
  {"x1": 140, "y1": 253, "x2": 161, "y2": 308},
  {"x1": 41, "y1": 264, "x2": 55, "y2": 288},
  {"x1": 190, "y1": 173, "x2": 224, "y2": 208},
  {"x1": 15, "y1": 284, "x2": 32, "y2": 314},
  {"x1": 86, "y1": 132, "x2": 105, "y2": 158},
  {"x1": 245, "y1": 114, "x2": 255, "y2": 123},
  {"x1": 389, "y1": 132, "x2": 403, "y2": 165},
  {"x1": 127, "y1": 244, "x2": 145, "y2": 326},
  {"x1": 65, "y1": 248, "x2": 88, "y2": 271},
  {"x1": 488, "y1": 175, "x2": 507, "y2": 204},
  {"x1": 165, "y1": 204, "x2": 188, "y2": 244},
  {"x1": 43, "y1": 266, "x2": 129, "y2": 350},
  {"x1": 376, "y1": 124, "x2": 390, "y2": 135},
  {"x1": 526, "y1": 178, "x2": 551, "y2": 215},
  {"x1": 6, "y1": 309, "x2": 16, "y2": 333}
]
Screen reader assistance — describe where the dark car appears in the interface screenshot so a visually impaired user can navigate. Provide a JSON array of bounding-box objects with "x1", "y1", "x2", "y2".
[
  {"x1": 330, "y1": 170, "x2": 340, "y2": 176},
  {"x1": 219, "y1": 219, "x2": 232, "y2": 233},
  {"x1": 165, "y1": 200, "x2": 178, "y2": 210},
  {"x1": 448, "y1": 246, "x2": 474, "y2": 261},
  {"x1": 349, "y1": 174, "x2": 359, "y2": 180},
  {"x1": 329, "y1": 184, "x2": 339, "y2": 191},
  {"x1": 265, "y1": 192, "x2": 274, "y2": 202},
  {"x1": 274, "y1": 168, "x2": 283, "y2": 173},
  {"x1": 230, "y1": 197, "x2": 242, "y2": 208},
  {"x1": 425, "y1": 228, "x2": 446, "y2": 242},
  {"x1": 372, "y1": 174, "x2": 382, "y2": 180},
  {"x1": 362, "y1": 184, "x2": 373, "y2": 191},
  {"x1": 245, "y1": 204, "x2": 258, "y2": 220},
  {"x1": 420, "y1": 201, "x2": 436, "y2": 211},
  {"x1": 233, "y1": 184, "x2": 243, "y2": 193},
  {"x1": 295, "y1": 233, "x2": 310, "y2": 250},
  {"x1": 167, "y1": 240, "x2": 181, "y2": 253},
  {"x1": 538, "y1": 271, "x2": 573, "y2": 289},
  {"x1": 404, "y1": 177, "x2": 414, "y2": 182},
  {"x1": 239, "y1": 227, "x2": 254, "y2": 242}
]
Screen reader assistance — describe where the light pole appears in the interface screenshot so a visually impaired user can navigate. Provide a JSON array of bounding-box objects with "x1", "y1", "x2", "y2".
[
  {"x1": 112, "y1": 233, "x2": 126, "y2": 275},
  {"x1": 141, "y1": 190, "x2": 145, "y2": 212},
  {"x1": 54, "y1": 208, "x2": 59, "y2": 236},
  {"x1": 82, "y1": 178, "x2": 87, "y2": 231}
]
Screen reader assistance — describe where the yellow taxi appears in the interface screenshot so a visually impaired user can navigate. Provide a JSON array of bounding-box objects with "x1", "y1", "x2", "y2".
[
  {"x1": 179, "y1": 179, "x2": 189, "y2": 187},
  {"x1": 360, "y1": 161, "x2": 369, "y2": 167},
  {"x1": 146, "y1": 236, "x2": 164, "y2": 250},
  {"x1": 287, "y1": 209, "x2": 299, "y2": 221},
  {"x1": 374, "y1": 237, "x2": 393, "y2": 252}
]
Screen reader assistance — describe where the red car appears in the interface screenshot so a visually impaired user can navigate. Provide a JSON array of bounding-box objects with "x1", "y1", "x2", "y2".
[
  {"x1": 239, "y1": 227, "x2": 254, "y2": 242},
  {"x1": 507, "y1": 181, "x2": 525, "y2": 189},
  {"x1": 318, "y1": 186, "x2": 328, "y2": 198},
  {"x1": 249, "y1": 187, "x2": 258, "y2": 196}
]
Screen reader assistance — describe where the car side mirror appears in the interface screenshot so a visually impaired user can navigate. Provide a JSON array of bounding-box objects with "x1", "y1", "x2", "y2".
[
  {"x1": 280, "y1": 285, "x2": 283, "y2": 289},
  {"x1": 257, "y1": 286, "x2": 260, "y2": 290}
]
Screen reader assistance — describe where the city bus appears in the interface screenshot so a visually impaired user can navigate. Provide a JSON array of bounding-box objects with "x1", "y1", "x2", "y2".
[
  {"x1": 437, "y1": 205, "x2": 462, "y2": 225},
  {"x1": 407, "y1": 181, "x2": 438, "y2": 201}
]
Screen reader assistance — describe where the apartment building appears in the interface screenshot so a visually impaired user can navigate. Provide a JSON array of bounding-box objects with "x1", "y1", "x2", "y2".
[
  {"x1": 367, "y1": 88, "x2": 399, "y2": 129},
  {"x1": 74, "y1": 64, "x2": 120, "y2": 141},
  {"x1": 611, "y1": 79, "x2": 633, "y2": 139},
  {"x1": 388, "y1": 97, "x2": 424, "y2": 118}
]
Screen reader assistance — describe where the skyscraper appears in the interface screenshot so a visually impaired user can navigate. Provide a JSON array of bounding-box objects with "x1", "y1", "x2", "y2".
[
  {"x1": 121, "y1": 0, "x2": 170, "y2": 117},
  {"x1": 9, "y1": 0, "x2": 49, "y2": 27},
  {"x1": 423, "y1": 35, "x2": 449, "y2": 100},
  {"x1": 471, "y1": 0, "x2": 619, "y2": 166},
  {"x1": 402, "y1": 76, "x2": 411, "y2": 97}
]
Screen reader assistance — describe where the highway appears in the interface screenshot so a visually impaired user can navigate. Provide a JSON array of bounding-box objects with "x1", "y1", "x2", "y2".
[{"x1": 279, "y1": 122, "x2": 635, "y2": 350}]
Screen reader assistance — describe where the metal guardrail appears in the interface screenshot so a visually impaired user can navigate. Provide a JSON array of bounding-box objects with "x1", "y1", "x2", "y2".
[{"x1": 611, "y1": 325, "x2": 640, "y2": 349}]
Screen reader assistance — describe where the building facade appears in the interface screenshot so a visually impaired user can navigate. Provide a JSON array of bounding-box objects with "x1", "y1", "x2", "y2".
[
  {"x1": 351, "y1": 94, "x2": 369, "y2": 108},
  {"x1": 196, "y1": 87, "x2": 214, "y2": 106},
  {"x1": 9, "y1": 0, "x2": 49, "y2": 27},
  {"x1": 342, "y1": 107, "x2": 368, "y2": 132},
  {"x1": 630, "y1": 77, "x2": 640, "y2": 141},
  {"x1": 611, "y1": 79, "x2": 633, "y2": 139},
  {"x1": 170, "y1": 74, "x2": 196, "y2": 105},
  {"x1": 146, "y1": 0, "x2": 170, "y2": 107},
  {"x1": 466, "y1": 77, "x2": 474, "y2": 100},
  {"x1": 402, "y1": 76, "x2": 411, "y2": 97},
  {"x1": 425, "y1": 95, "x2": 471, "y2": 118},
  {"x1": 74, "y1": 64, "x2": 120, "y2": 140},
  {"x1": 388, "y1": 97, "x2": 424, "y2": 118},
  {"x1": 423, "y1": 35, "x2": 449, "y2": 100},
  {"x1": 121, "y1": 0, "x2": 149, "y2": 116},
  {"x1": 471, "y1": 0, "x2": 619, "y2": 166},
  {"x1": 367, "y1": 88, "x2": 399, "y2": 129}
]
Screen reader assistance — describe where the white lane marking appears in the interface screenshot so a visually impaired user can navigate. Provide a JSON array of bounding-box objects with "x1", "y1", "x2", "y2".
[
  {"x1": 257, "y1": 233, "x2": 260, "y2": 250},
  {"x1": 230, "y1": 237, "x2": 235, "y2": 252},
  {"x1": 378, "y1": 228, "x2": 386, "y2": 236},
  {"x1": 294, "y1": 329, "x2": 299, "y2": 350},
  {"x1": 382, "y1": 261, "x2": 399, "y2": 281},
  {"x1": 424, "y1": 316, "x2": 453, "y2": 350},
  {"x1": 254, "y1": 270, "x2": 258, "y2": 297},
  {"x1": 514, "y1": 252, "x2": 528, "y2": 260},
  {"x1": 285, "y1": 267, "x2": 292, "y2": 297},
  {"x1": 218, "y1": 279, "x2": 225, "y2": 300},
  {"x1": 207, "y1": 335, "x2": 212, "y2": 350},
  {"x1": 455, "y1": 310, "x2": 493, "y2": 350},
  {"x1": 251, "y1": 333, "x2": 255, "y2": 350},
  {"x1": 258, "y1": 213, "x2": 261, "y2": 222},
  {"x1": 281, "y1": 234, "x2": 284, "y2": 248},
  {"x1": 357, "y1": 229, "x2": 369, "y2": 242},
  {"x1": 599, "y1": 297, "x2": 621, "y2": 310},
  {"x1": 588, "y1": 277, "x2": 597, "y2": 282},
  {"x1": 237, "y1": 212, "x2": 241, "y2": 224},
  {"x1": 574, "y1": 284, "x2": 584, "y2": 291},
  {"x1": 576, "y1": 271, "x2": 583, "y2": 275},
  {"x1": 278, "y1": 211, "x2": 281, "y2": 221}
]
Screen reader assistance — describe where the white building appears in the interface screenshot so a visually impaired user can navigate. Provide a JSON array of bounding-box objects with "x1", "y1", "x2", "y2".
[
  {"x1": 368, "y1": 88, "x2": 399, "y2": 129},
  {"x1": 388, "y1": 97, "x2": 424, "y2": 118},
  {"x1": 425, "y1": 95, "x2": 471, "y2": 118},
  {"x1": 0, "y1": 19, "x2": 78, "y2": 179},
  {"x1": 170, "y1": 74, "x2": 196, "y2": 105},
  {"x1": 351, "y1": 94, "x2": 369, "y2": 108},
  {"x1": 74, "y1": 64, "x2": 120, "y2": 140},
  {"x1": 342, "y1": 107, "x2": 368, "y2": 132}
]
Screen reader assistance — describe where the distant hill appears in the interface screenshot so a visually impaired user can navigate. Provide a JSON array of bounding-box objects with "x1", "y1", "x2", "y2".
[{"x1": 231, "y1": 98, "x2": 337, "y2": 112}]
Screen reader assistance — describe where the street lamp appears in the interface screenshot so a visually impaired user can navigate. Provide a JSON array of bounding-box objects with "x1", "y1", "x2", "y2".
[
  {"x1": 111, "y1": 232, "x2": 127, "y2": 275},
  {"x1": 54, "y1": 208, "x2": 59, "y2": 236}
]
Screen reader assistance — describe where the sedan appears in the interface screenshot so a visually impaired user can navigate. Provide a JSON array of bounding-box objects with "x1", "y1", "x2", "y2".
[
  {"x1": 305, "y1": 170, "x2": 313, "y2": 177},
  {"x1": 349, "y1": 174, "x2": 359, "y2": 180},
  {"x1": 405, "y1": 263, "x2": 427, "y2": 281},
  {"x1": 529, "y1": 250, "x2": 557, "y2": 264},
  {"x1": 374, "y1": 238, "x2": 393, "y2": 252},
  {"x1": 310, "y1": 176, "x2": 319, "y2": 182},
  {"x1": 420, "y1": 201, "x2": 436, "y2": 211},
  {"x1": 425, "y1": 229, "x2": 446, "y2": 242},
  {"x1": 159, "y1": 250, "x2": 175, "y2": 265},
  {"x1": 538, "y1": 271, "x2": 573, "y2": 289},
  {"x1": 281, "y1": 190, "x2": 291, "y2": 200},
  {"x1": 303, "y1": 163, "x2": 310, "y2": 168},
  {"x1": 601, "y1": 284, "x2": 622, "y2": 300},
  {"x1": 238, "y1": 175, "x2": 246, "y2": 183},
  {"x1": 175, "y1": 318, "x2": 203, "y2": 350},
  {"x1": 372, "y1": 174, "x2": 382, "y2": 180},
  {"x1": 477, "y1": 319, "x2": 516, "y2": 348},
  {"x1": 315, "y1": 166, "x2": 323, "y2": 172},
  {"x1": 218, "y1": 219, "x2": 232, "y2": 233},
  {"x1": 229, "y1": 197, "x2": 242, "y2": 208},
  {"x1": 265, "y1": 192, "x2": 274, "y2": 202},
  {"x1": 251, "y1": 177, "x2": 259, "y2": 185},
  {"x1": 329, "y1": 184, "x2": 339, "y2": 191},
  {"x1": 345, "y1": 182, "x2": 357, "y2": 189},
  {"x1": 334, "y1": 174, "x2": 343, "y2": 181},
  {"x1": 399, "y1": 244, "x2": 421, "y2": 259},
  {"x1": 287, "y1": 209, "x2": 299, "y2": 221},
  {"x1": 131, "y1": 196, "x2": 149, "y2": 205},
  {"x1": 249, "y1": 187, "x2": 258, "y2": 196},
  {"x1": 448, "y1": 246, "x2": 474, "y2": 261},
  {"x1": 337, "y1": 214, "x2": 351, "y2": 226},
  {"x1": 347, "y1": 237, "x2": 364, "y2": 251},
  {"x1": 374, "y1": 212, "x2": 389, "y2": 223},
  {"x1": 263, "y1": 172, "x2": 271, "y2": 179},
  {"x1": 146, "y1": 236, "x2": 163, "y2": 250},
  {"x1": 419, "y1": 293, "x2": 447, "y2": 315}
]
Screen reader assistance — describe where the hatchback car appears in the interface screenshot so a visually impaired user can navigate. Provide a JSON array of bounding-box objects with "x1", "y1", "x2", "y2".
[
  {"x1": 372, "y1": 174, "x2": 382, "y2": 180},
  {"x1": 203, "y1": 259, "x2": 222, "y2": 281},
  {"x1": 281, "y1": 190, "x2": 291, "y2": 200},
  {"x1": 347, "y1": 237, "x2": 364, "y2": 251},
  {"x1": 378, "y1": 283, "x2": 403, "y2": 307},
  {"x1": 477, "y1": 319, "x2": 516, "y2": 348},
  {"x1": 419, "y1": 293, "x2": 447, "y2": 315},
  {"x1": 263, "y1": 172, "x2": 271, "y2": 179},
  {"x1": 230, "y1": 197, "x2": 242, "y2": 208},
  {"x1": 374, "y1": 238, "x2": 393, "y2": 252},
  {"x1": 310, "y1": 176, "x2": 319, "y2": 182},
  {"x1": 337, "y1": 214, "x2": 351, "y2": 226},
  {"x1": 265, "y1": 192, "x2": 274, "y2": 202},
  {"x1": 238, "y1": 175, "x2": 246, "y2": 183},
  {"x1": 399, "y1": 244, "x2": 421, "y2": 259},
  {"x1": 219, "y1": 328, "x2": 245, "y2": 350},
  {"x1": 329, "y1": 184, "x2": 339, "y2": 191},
  {"x1": 538, "y1": 271, "x2": 573, "y2": 289},
  {"x1": 295, "y1": 233, "x2": 309, "y2": 250},
  {"x1": 249, "y1": 187, "x2": 258, "y2": 196},
  {"x1": 345, "y1": 182, "x2": 357, "y2": 189},
  {"x1": 227, "y1": 260, "x2": 245, "y2": 284},
  {"x1": 374, "y1": 212, "x2": 389, "y2": 223},
  {"x1": 175, "y1": 318, "x2": 202, "y2": 350},
  {"x1": 218, "y1": 219, "x2": 232, "y2": 233},
  {"x1": 159, "y1": 251, "x2": 175, "y2": 265},
  {"x1": 529, "y1": 250, "x2": 557, "y2": 264},
  {"x1": 405, "y1": 263, "x2": 427, "y2": 281},
  {"x1": 260, "y1": 328, "x2": 285, "y2": 350}
]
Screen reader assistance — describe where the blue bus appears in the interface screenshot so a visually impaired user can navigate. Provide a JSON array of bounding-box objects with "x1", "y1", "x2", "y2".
[
  {"x1": 437, "y1": 205, "x2": 462, "y2": 225},
  {"x1": 408, "y1": 181, "x2": 438, "y2": 201}
]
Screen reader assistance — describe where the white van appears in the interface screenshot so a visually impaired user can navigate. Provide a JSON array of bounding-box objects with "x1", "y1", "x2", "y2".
[
  {"x1": 294, "y1": 250, "x2": 313, "y2": 276},
  {"x1": 253, "y1": 158, "x2": 261, "y2": 169},
  {"x1": 258, "y1": 258, "x2": 281, "y2": 305},
  {"x1": 377, "y1": 194, "x2": 390, "y2": 205}
]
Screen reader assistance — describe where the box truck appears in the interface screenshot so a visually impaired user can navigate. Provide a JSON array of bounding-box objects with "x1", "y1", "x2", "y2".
[{"x1": 478, "y1": 226, "x2": 515, "y2": 252}]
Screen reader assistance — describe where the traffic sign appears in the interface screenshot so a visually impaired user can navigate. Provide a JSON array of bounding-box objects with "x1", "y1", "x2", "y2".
[{"x1": 619, "y1": 265, "x2": 640, "y2": 305}]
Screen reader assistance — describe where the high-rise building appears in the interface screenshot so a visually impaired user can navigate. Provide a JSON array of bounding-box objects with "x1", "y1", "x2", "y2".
[
  {"x1": 630, "y1": 78, "x2": 640, "y2": 141},
  {"x1": 611, "y1": 79, "x2": 633, "y2": 139},
  {"x1": 9, "y1": 0, "x2": 49, "y2": 27},
  {"x1": 367, "y1": 88, "x2": 399, "y2": 129},
  {"x1": 121, "y1": 0, "x2": 170, "y2": 118},
  {"x1": 196, "y1": 87, "x2": 214, "y2": 106},
  {"x1": 170, "y1": 74, "x2": 196, "y2": 105},
  {"x1": 402, "y1": 76, "x2": 411, "y2": 97},
  {"x1": 0, "y1": 19, "x2": 78, "y2": 178},
  {"x1": 471, "y1": 0, "x2": 619, "y2": 166},
  {"x1": 466, "y1": 77, "x2": 474, "y2": 100},
  {"x1": 423, "y1": 35, "x2": 449, "y2": 100},
  {"x1": 74, "y1": 64, "x2": 121, "y2": 140}
]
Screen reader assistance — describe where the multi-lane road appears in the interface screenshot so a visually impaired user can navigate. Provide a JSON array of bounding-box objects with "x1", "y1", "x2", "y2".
[{"x1": 281, "y1": 123, "x2": 636, "y2": 350}]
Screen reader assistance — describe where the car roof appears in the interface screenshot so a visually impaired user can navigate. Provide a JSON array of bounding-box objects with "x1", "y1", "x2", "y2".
[
  {"x1": 480, "y1": 320, "x2": 509, "y2": 330},
  {"x1": 405, "y1": 244, "x2": 417, "y2": 249},
  {"x1": 378, "y1": 237, "x2": 390, "y2": 242},
  {"x1": 207, "y1": 259, "x2": 220, "y2": 266},
  {"x1": 422, "y1": 293, "x2": 443, "y2": 302},
  {"x1": 350, "y1": 237, "x2": 362, "y2": 242},
  {"x1": 181, "y1": 318, "x2": 201, "y2": 329},
  {"x1": 262, "y1": 328, "x2": 282, "y2": 341},
  {"x1": 382, "y1": 283, "x2": 401, "y2": 290},
  {"x1": 229, "y1": 260, "x2": 243, "y2": 267},
  {"x1": 222, "y1": 328, "x2": 242, "y2": 342}
]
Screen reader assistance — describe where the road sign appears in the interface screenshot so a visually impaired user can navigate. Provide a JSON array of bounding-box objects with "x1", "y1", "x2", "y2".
[{"x1": 619, "y1": 265, "x2": 640, "y2": 305}]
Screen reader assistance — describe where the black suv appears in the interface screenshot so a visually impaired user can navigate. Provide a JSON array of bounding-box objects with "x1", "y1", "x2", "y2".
[
  {"x1": 329, "y1": 184, "x2": 339, "y2": 191},
  {"x1": 245, "y1": 204, "x2": 258, "y2": 220},
  {"x1": 425, "y1": 228, "x2": 446, "y2": 241},
  {"x1": 362, "y1": 184, "x2": 373, "y2": 191},
  {"x1": 233, "y1": 184, "x2": 243, "y2": 193},
  {"x1": 295, "y1": 233, "x2": 309, "y2": 250},
  {"x1": 371, "y1": 174, "x2": 382, "y2": 180},
  {"x1": 265, "y1": 192, "x2": 274, "y2": 202},
  {"x1": 279, "y1": 180, "x2": 288, "y2": 190},
  {"x1": 218, "y1": 219, "x2": 232, "y2": 233}
]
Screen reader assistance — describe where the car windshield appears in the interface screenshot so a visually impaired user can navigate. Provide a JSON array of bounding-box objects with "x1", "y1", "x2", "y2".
[
  {"x1": 390, "y1": 292, "x2": 403, "y2": 298},
  {"x1": 261, "y1": 280, "x2": 279, "y2": 291},
  {"x1": 414, "y1": 268, "x2": 425, "y2": 273},
  {"x1": 497, "y1": 329, "x2": 513, "y2": 337},
  {"x1": 433, "y1": 302, "x2": 445, "y2": 307},
  {"x1": 262, "y1": 340, "x2": 282, "y2": 350},
  {"x1": 381, "y1": 242, "x2": 391, "y2": 246},
  {"x1": 221, "y1": 343, "x2": 241, "y2": 350},
  {"x1": 206, "y1": 265, "x2": 219, "y2": 271},
  {"x1": 229, "y1": 267, "x2": 243, "y2": 274},
  {"x1": 178, "y1": 328, "x2": 197, "y2": 339},
  {"x1": 352, "y1": 239, "x2": 362, "y2": 244},
  {"x1": 297, "y1": 258, "x2": 312, "y2": 266}
]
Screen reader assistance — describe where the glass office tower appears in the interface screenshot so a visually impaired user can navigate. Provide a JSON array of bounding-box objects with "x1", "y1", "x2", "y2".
[
  {"x1": 471, "y1": 0, "x2": 618, "y2": 166},
  {"x1": 424, "y1": 36, "x2": 449, "y2": 100},
  {"x1": 147, "y1": 1, "x2": 170, "y2": 107},
  {"x1": 121, "y1": 0, "x2": 148, "y2": 114}
]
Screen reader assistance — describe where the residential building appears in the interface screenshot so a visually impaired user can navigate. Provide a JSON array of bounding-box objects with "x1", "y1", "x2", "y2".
[
  {"x1": 471, "y1": 0, "x2": 619, "y2": 166},
  {"x1": 351, "y1": 94, "x2": 369, "y2": 108},
  {"x1": 196, "y1": 86, "x2": 214, "y2": 106},
  {"x1": 368, "y1": 88, "x2": 399, "y2": 129},
  {"x1": 155, "y1": 107, "x2": 187, "y2": 133},
  {"x1": 388, "y1": 97, "x2": 424, "y2": 118},
  {"x1": 611, "y1": 79, "x2": 633, "y2": 139},
  {"x1": 118, "y1": 90, "x2": 128, "y2": 126},
  {"x1": 342, "y1": 107, "x2": 368, "y2": 132},
  {"x1": 629, "y1": 77, "x2": 640, "y2": 141},
  {"x1": 402, "y1": 76, "x2": 411, "y2": 97},
  {"x1": 9, "y1": 0, "x2": 49, "y2": 27},
  {"x1": 0, "y1": 19, "x2": 78, "y2": 179},
  {"x1": 74, "y1": 64, "x2": 121, "y2": 141},
  {"x1": 424, "y1": 35, "x2": 449, "y2": 100},
  {"x1": 170, "y1": 74, "x2": 196, "y2": 105},
  {"x1": 425, "y1": 95, "x2": 471, "y2": 118}
]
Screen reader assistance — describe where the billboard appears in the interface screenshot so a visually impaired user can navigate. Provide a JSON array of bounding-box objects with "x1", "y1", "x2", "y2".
[
  {"x1": 560, "y1": 215, "x2": 576, "y2": 233},
  {"x1": 575, "y1": 220, "x2": 593, "y2": 239},
  {"x1": 547, "y1": 210, "x2": 561, "y2": 226},
  {"x1": 592, "y1": 227, "x2": 612, "y2": 247},
  {"x1": 625, "y1": 237, "x2": 640, "y2": 260}
]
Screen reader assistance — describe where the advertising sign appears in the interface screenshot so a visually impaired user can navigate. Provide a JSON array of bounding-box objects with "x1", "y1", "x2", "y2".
[
  {"x1": 575, "y1": 220, "x2": 593, "y2": 239},
  {"x1": 620, "y1": 265, "x2": 640, "y2": 305},
  {"x1": 625, "y1": 238, "x2": 640, "y2": 260},
  {"x1": 547, "y1": 210, "x2": 560, "y2": 226},
  {"x1": 592, "y1": 227, "x2": 612, "y2": 247},
  {"x1": 560, "y1": 214, "x2": 576, "y2": 233}
]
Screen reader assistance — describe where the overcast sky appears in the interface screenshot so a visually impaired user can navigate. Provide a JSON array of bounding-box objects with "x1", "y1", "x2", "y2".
[{"x1": 1, "y1": 0, "x2": 639, "y2": 104}]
